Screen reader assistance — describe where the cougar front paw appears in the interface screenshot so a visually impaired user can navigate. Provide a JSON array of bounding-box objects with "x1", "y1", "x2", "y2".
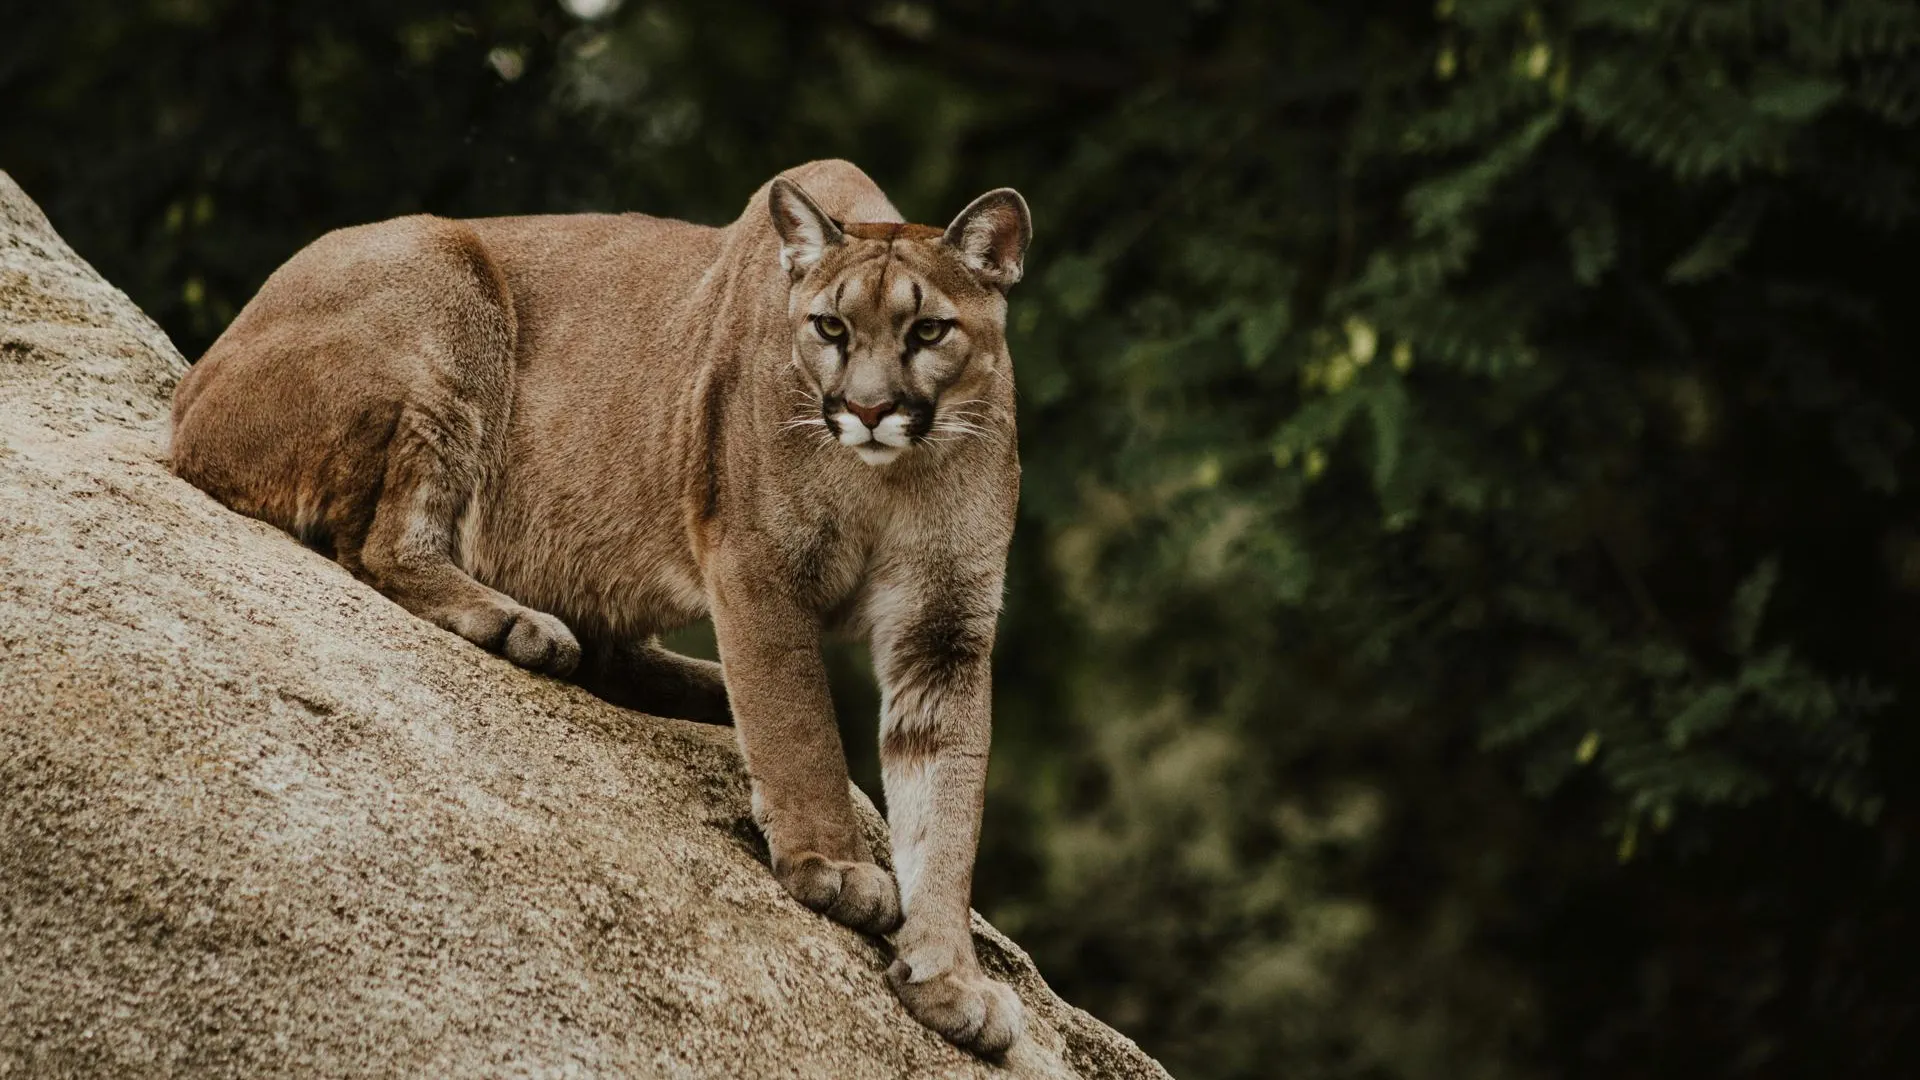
[
  {"x1": 775, "y1": 853, "x2": 902, "y2": 935},
  {"x1": 500, "y1": 608, "x2": 580, "y2": 676},
  {"x1": 887, "y1": 959, "x2": 1024, "y2": 1056}
]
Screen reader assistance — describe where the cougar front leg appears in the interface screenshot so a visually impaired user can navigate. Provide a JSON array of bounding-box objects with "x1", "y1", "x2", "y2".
[
  {"x1": 872, "y1": 590, "x2": 1024, "y2": 1055},
  {"x1": 708, "y1": 570, "x2": 900, "y2": 935}
]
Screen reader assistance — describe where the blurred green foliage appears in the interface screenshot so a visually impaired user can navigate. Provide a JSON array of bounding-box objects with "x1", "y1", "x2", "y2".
[{"x1": 7, "y1": 0, "x2": 1920, "y2": 1076}]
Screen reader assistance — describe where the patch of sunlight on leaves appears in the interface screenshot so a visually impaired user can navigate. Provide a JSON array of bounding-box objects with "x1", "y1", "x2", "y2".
[
  {"x1": 1577, "y1": 730, "x2": 1601, "y2": 763},
  {"x1": 1344, "y1": 316, "x2": 1379, "y2": 365},
  {"x1": 1188, "y1": 502, "x2": 1261, "y2": 584},
  {"x1": 559, "y1": 0, "x2": 624, "y2": 19}
]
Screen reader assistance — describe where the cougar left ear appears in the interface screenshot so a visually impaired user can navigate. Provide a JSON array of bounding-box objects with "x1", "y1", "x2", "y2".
[
  {"x1": 942, "y1": 188, "x2": 1031, "y2": 289},
  {"x1": 769, "y1": 177, "x2": 844, "y2": 282}
]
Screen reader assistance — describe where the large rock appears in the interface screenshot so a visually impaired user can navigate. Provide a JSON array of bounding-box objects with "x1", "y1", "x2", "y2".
[{"x1": 0, "y1": 174, "x2": 1169, "y2": 1080}]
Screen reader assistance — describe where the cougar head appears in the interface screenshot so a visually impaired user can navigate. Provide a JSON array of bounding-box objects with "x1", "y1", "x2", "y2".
[{"x1": 770, "y1": 178, "x2": 1030, "y2": 467}]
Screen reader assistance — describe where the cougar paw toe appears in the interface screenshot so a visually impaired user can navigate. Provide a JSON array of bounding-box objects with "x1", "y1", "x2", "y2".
[
  {"x1": 777, "y1": 853, "x2": 902, "y2": 935},
  {"x1": 502, "y1": 608, "x2": 580, "y2": 676},
  {"x1": 886, "y1": 960, "x2": 1025, "y2": 1056}
]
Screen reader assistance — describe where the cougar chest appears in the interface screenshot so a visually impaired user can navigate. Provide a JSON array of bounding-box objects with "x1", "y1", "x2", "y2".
[{"x1": 769, "y1": 511, "x2": 863, "y2": 618}]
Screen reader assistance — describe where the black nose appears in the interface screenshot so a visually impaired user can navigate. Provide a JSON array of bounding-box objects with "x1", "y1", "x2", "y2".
[{"x1": 845, "y1": 398, "x2": 896, "y2": 429}]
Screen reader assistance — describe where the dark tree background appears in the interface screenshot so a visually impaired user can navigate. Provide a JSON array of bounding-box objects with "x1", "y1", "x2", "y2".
[{"x1": 7, "y1": 1, "x2": 1920, "y2": 1076}]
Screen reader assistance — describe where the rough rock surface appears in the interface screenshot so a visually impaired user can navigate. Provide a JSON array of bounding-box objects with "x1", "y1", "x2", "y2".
[{"x1": 0, "y1": 173, "x2": 1169, "y2": 1080}]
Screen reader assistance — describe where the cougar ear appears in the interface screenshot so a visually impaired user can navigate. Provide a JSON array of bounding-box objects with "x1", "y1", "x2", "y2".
[
  {"x1": 768, "y1": 178, "x2": 844, "y2": 282},
  {"x1": 942, "y1": 188, "x2": 1031, "y2": 289}
]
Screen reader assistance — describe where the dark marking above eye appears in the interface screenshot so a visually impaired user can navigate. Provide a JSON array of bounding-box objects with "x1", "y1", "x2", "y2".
[{"x1": 911, "y1": 281, "x2": 923, "y2": 316}]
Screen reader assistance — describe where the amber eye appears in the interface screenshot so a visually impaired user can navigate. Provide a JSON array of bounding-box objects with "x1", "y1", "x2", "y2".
[
  {"x1": 911, "y1": 319, "x2": 952, "y2": 346},
  {"x1": 814, "y1": 314, "x2": 848, "y2": 342}
]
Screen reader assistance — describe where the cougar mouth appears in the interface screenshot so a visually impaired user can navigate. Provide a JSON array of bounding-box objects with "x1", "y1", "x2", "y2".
[{"x1": 822, "y1": 395, "x2": 933, "y2": 467}]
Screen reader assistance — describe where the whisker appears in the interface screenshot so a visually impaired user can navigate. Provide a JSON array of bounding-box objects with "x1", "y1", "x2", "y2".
[
  {"x1": 933, "y1": 410, "x2": 992, "y2": 426},
  {"x1": 938, "y1": 403, "x2": 1003, "y2": 423},
  {"x1": 937, "y1": 414, "x2": 996, "y2": 432},
  {"x1": 938, "y1": 400, "x2": 1002, "y2": 419},
  {"x1": 926, "y1": 423, "x2": 995, "y2": 445}
]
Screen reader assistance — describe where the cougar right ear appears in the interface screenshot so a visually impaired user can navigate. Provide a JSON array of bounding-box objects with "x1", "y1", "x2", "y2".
[
  {"x1": 943, "y1": 188, "x2": 1031, "y2": 290},
  {"x1": 769, "y1": 178, "x2": 843, "y2": 282}
]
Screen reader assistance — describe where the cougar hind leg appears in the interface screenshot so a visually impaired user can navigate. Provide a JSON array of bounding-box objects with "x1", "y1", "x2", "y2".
[
  {"x1": 352, "y1": 401, "x2": 580, "y2": 677},
  {"x1": 345, "y1": 226, "x2": 579, "y2": 677},
  {"x1": 173, "y1": 216, "x2": 579, "y2": 676},
  {"x1": 575, "y1": 637, "x2": 731, "y2": 723}
]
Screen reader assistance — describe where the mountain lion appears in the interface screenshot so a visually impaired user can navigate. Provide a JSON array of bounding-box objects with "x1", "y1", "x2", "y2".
[{"x1": 168, "y1": 159, "x2": 1032, "y2": 1054}]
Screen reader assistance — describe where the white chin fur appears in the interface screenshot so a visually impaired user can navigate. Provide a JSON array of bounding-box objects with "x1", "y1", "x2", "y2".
[{"x1": 854, "y1": 444, "x2": 903, "y2": 466}]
